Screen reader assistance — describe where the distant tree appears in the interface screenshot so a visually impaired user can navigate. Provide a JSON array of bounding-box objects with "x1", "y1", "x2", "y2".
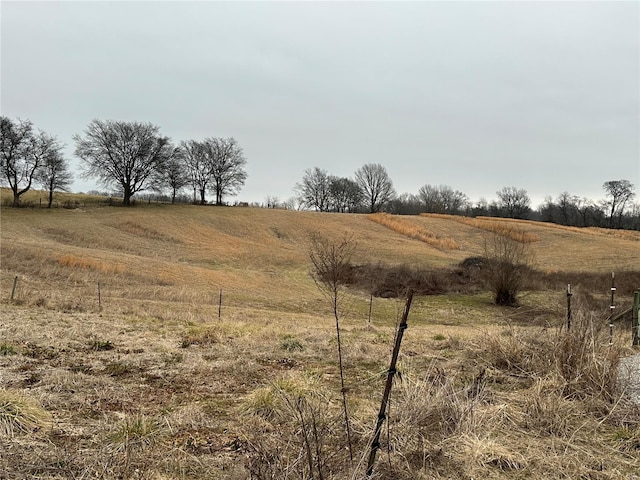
[
  {"x1": 537, "y1": 195, "x2": 557, "y2": 223},
  {"x1": 328, "y1": 176, "x2": 363, "y2": 213},
  {"x1": 418, "y1": 184, "x2": 468, "y2": 214},
  {"x1": 202, "y1": 137, "x2": 247, "y2": 205},
  {"x1": 38, "y1": 145, "x2": 73, "y2": 208},
  {"x1": 628, "y1": 202, "x2": 640, "y2": 230},
  {"x1": 296, "y1": 167, "x2": 331, "y2": 211},
  {"x1": 472, "y1": 198, "x2": 490, "y2": 217},
  {"x1": 575, "y1": 197, "x2": 596, "y2": 227},
  {"x1": 154, "y1": 147, "x2": 189, "y2": 204},
  {"x1": 74, "y1": 120, "x2": 172, "y2": 206},
  {"x1": 1, "y1": 117, "x2": 59, "y2": 207},
  {"x1": 496, "y1": 186, "x2": 531, "y2": 219},
  {"x1": 555, "y1": 191, "x2": 579, "y2": 226},
  {"x1": 265, "y1": 195, "x2": 280, "y2": 208},
  {"x1": 354, "y1": 163, "x2": 395, "y2": 213},
  {"x1": 602, "y1": 179, "x2": 635, "y2": 228},
  {"x1": 283, "y1": 196, "x2": 300, "y2": 210},
  {"x1": 181, "y1": 140, "x2": 211, "y2": 204},
  {"x1": 388, "y1": 192, "x2": 422, "y2": 215}
]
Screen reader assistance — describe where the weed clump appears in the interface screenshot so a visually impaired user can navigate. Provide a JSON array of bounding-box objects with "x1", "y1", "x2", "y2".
[
  {"x1": 280, "y1": 334, "x2": 304, "y2": 352},
  {"x1": 0, "y1": 343, "x2": 16, "y2": 356}
]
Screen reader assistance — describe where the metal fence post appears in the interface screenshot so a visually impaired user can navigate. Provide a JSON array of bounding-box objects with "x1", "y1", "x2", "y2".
[
  {"x1": 10, "y1": 276, "x2": 18, "y2": 301},
  {"x1": 567, "y1": 284, "x2": 572, "y2": 331},
  {"x1": 609, "y1": 272, "x2": 616, "y2": 345},
  {"x1": 633, "y1": 290, "x2": 640, "y2": 347}
]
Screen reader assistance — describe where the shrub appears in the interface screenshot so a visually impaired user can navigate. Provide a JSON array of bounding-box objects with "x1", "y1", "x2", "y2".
[{"x1": 483, "y1": 232, "x2": 532, "y2": 306}]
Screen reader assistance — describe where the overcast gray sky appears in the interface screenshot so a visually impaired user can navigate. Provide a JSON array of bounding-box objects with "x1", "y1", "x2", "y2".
[{"x1": 1, "y1": 1, "x2": 638, "y2": 207}]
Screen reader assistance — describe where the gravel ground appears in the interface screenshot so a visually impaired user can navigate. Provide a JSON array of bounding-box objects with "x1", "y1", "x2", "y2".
[{"x1": 620, "y1": 353, "x2": 640, "y2": 404}]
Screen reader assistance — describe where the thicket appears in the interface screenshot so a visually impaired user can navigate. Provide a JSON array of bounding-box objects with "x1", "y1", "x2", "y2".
[{"x1": 336, "y1": 260, "x2": 640, "y2": 302}]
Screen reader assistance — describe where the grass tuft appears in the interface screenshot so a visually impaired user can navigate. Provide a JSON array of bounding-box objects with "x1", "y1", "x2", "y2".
[{"x1": 0, "y1": 389, "x2": 52, "y2": 437}]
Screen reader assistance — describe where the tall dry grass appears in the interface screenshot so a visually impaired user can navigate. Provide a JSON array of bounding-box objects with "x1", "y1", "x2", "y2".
[
  {"x1": 422, "y1": 213, "x2": 539, "y2": 243},
  {"x1": 369, "y1": 213, "x2": 460, "y2": 250}
]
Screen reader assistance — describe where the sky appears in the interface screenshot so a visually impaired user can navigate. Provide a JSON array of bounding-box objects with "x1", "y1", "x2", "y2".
[{"x1": 1, "y1": 1, "x2": 639, "y2": 207}]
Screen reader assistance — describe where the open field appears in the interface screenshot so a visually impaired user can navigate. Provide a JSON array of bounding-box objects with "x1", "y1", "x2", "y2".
[{"x1": 1, "y1": 194, "x2": 640, "y2": 479}]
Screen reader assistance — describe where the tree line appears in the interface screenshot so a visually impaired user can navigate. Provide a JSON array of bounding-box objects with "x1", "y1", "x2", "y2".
[
  {"x1": 292, "y1": 165, "x2": 638, "y2": 230},
  {"x1": 1, "y1": 117, "x2": 247, "y2": 207},
  {"x1": 2, "y1": 116, "x2": 637, "y2": 230}
]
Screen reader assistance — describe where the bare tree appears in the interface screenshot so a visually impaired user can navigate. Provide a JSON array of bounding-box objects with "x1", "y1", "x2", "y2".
[
  {"x1": 153, "y1": 147, "x2": 189, "y2": 204},
  {"x1": 575, "y1": 197, "x2": 596, "y2": 227},
  {"x1": 602, "y1": 179, "x2": 635, "y2": 228},
  {"x1": 328, "y1": 176, "x2": 362, "y2": 213},
  {"x1": 202, "y1": 137, "x2": 247, "y2": 205},
  {"x1": 38, "y1": 145, "x2": 73, "y2": 208},
  {"x1": 1, "y1": 117, "x2": 58, "y2": 207},
  {"x1": 181, "y1": 140, "x2": 210, "y2": 204},
  {"x1": 264, "y1": 195, "x2": 280, "y2": 208},
  {"x1": 296, "y1": 167, "x2": 331, "y2": 211},
  {"x1": 354, "y1": 163, "x2": 395, "y2": 213},
  {"x1": 496, "y1": 186, "x2": 531, "y2": 219},
  {"x1": 418, "y1": 184, "x2": 469, "y2": 214},
  {"x1": 74, "y1": 120, "x2": 172, "y2": 206},
  {"x1": 309, "y1": 233, "x2": 356, "y2": 463}
]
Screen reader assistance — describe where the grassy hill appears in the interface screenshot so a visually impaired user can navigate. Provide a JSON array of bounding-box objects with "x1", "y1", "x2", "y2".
[
  {"x1": 2, "y1": 193, "x2": 639, "y2": 311},
  {"x1": 1, "y1": 192, "x2": 640, "y2": 479}
]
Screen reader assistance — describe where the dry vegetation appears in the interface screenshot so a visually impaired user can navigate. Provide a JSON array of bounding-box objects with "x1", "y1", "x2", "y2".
[
  {"x1": 1, "y1": 192, "x2": 640, "y2": 479},
  {"x1": 369, "y1": 213, "x2": 460, "y2": 250},
  {"x1": 421, "y1": 213, "x2": 540, "y2": 243}
]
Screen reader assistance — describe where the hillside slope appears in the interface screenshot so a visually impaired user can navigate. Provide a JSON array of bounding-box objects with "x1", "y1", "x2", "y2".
[{"x1": 2, "y1": 204, "x2": 639, "y2": 313}]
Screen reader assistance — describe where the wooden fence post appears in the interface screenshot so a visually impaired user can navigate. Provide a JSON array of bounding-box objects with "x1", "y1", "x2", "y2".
[
  {"x1": 633, "y1": 290, "x2": 640, "y2": 347},
  {"x1": 10, "y1": 276, "x2": 18, "y2": 301}
]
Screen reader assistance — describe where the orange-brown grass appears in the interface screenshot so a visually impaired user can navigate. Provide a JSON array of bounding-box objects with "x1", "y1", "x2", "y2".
[
  {"x1": 422, "y1": 213, "x2": 539, "y2": 243},
  {"x1": 368, "y1": 212, "x2": 460, "y2": 250},
  {"x1": 474, "y1": 215, "x2": 640, "y2": 242},
  {"x1": 487, "y1": 216, "x2": 640, "y2": 242}
]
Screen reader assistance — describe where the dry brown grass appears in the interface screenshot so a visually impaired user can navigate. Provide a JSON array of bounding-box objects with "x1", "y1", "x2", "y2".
[
  {"x1": 1, "y1": 200, "x2": 640, "y2": 478},
  {"x1": 369, "y1": 212, "x2": 461, "y2": 250},
  {"x1": 422, "y1": 213, "x2": 540, "y2": 243}
]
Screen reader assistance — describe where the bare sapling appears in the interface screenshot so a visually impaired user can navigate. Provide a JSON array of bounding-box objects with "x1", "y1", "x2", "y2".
[{"x1": 308, "y1": 232, "x2": 356, "y2": 463}]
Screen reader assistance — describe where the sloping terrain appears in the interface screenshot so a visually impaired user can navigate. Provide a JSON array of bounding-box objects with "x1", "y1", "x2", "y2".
[
  {"x1": 2, "y1": 203, "x2": 639, "y2": 310},
  {"x1": 1, "y1": 200, "x2": 639, "y2": 479}
]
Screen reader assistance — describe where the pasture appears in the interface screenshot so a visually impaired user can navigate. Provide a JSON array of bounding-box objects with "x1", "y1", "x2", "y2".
[{"x1": 1, "y1": 192, "x2": 639, "y2": 479}]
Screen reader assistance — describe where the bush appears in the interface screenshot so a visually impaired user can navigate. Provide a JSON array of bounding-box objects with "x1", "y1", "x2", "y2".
[{"x1": 483, "y1": 232, "x2": 532, "y2": 306}]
